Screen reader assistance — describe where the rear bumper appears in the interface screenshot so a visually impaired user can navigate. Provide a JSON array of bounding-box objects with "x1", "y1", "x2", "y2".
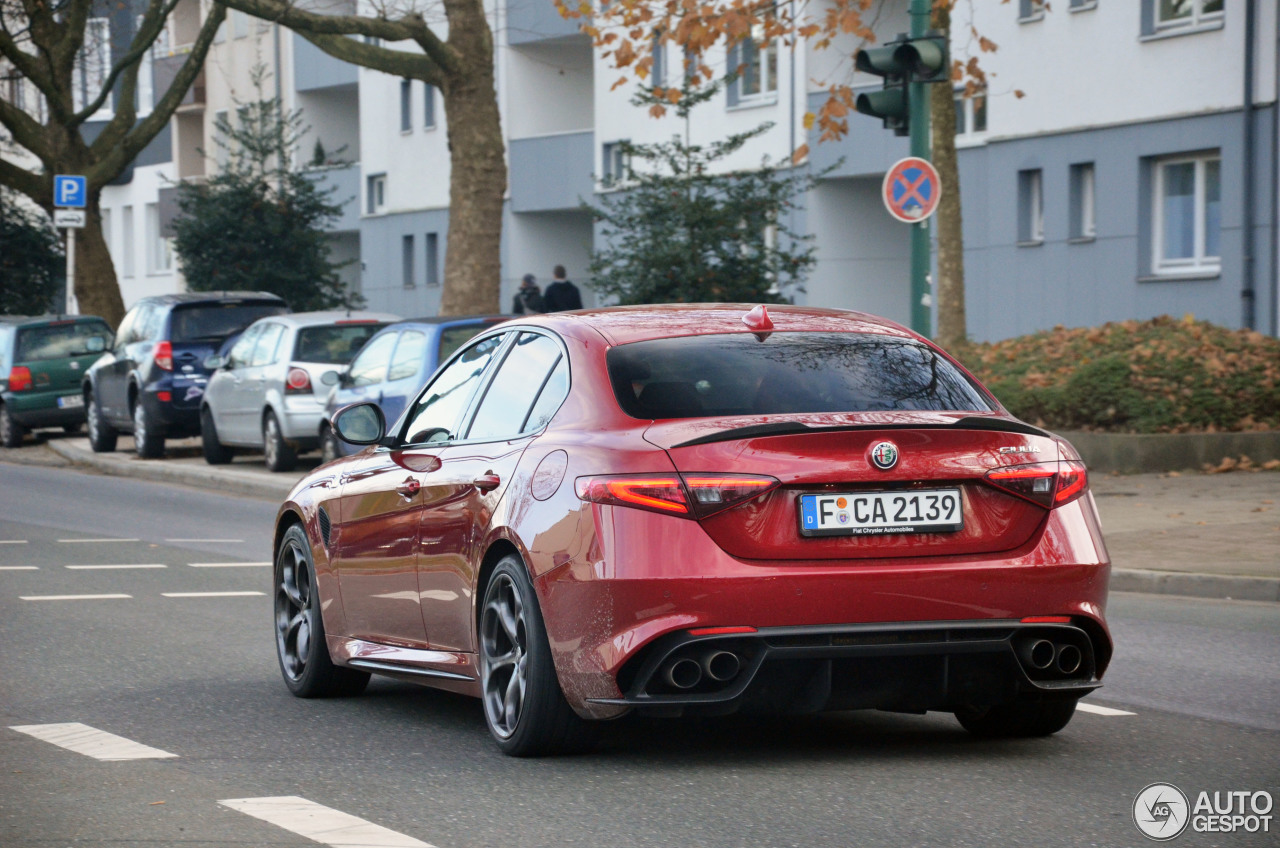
[
  {"x1": 279, "y1": 397, "x2": 325, "y2": 447},
  {"x1": 5, "y1": 391, "x2": 86, "y2": 427}
]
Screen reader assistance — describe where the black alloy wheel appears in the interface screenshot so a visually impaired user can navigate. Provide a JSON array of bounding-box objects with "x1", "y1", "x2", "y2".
[
  {"x1": 86, "y1": 392, "x2": 117, "y2": 452},
  {"x1": 201, "y1": 406, "x2": 234, "y2": 465},
  {"x1": 955, "y1": 697, "x2": 1078, "y2": 738},
  {"x1": 0, "y1": 403, "x2": 24, "y2": 448},
  {"x1": 274, "y1": 524, "x2": 369, "y2": 698},
  {"x1": 479, "y1": 556, "x2": 594, "y2": 756}
]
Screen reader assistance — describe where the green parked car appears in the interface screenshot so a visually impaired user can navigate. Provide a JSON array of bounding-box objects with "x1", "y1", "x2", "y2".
[{"x1": 0, "y1": 315, "x2": 114, "y2": 448}]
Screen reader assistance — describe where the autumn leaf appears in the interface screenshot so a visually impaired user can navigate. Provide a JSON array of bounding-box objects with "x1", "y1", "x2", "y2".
[
  {"x1": 802, "y1": 111, "x2": 816, "y2": 130},
  {"x1": 791, "y1": 144, "x2": 810, "y2": 163}
]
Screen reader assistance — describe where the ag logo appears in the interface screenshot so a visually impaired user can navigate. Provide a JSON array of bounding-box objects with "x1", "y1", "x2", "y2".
[
  {"x1": 1134, "y1": 783, "x2": 1190, "y2": 841},
  {"x1": 869, "y1": 441, "x2": 899, "y2": 471}
]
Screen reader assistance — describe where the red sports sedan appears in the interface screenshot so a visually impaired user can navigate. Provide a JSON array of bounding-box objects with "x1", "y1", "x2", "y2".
[{"x1": 272, "y1": 305, "x2": 1112, "y2": 756}]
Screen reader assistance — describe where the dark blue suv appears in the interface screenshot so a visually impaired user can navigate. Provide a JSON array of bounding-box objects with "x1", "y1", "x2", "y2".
[{"x1": 83, "y1": 292, "x2": 289, "y2": 457}]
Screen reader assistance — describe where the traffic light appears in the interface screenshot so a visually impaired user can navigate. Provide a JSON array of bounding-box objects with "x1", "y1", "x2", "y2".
[{"x1": 854, "y1": 35, "x2": 949, "y2": 136}]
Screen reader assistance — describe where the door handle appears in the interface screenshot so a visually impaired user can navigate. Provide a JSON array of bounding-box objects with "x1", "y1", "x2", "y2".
[
  {"x1": 473, "y1": 473, "x2": 501, "y2": 492},
  {"x1": 396, "y1": 477, "x2": 421, "y2": 498}
]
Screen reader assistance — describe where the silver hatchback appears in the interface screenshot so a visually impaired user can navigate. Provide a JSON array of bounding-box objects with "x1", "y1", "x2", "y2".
[{"x1": 200, "y1": 311, "x2": 399, "y2": 470}]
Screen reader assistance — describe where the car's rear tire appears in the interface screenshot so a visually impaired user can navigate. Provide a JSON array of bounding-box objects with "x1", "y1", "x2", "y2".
[
  {"x1": 263, "y1": 411, "x2": 297, "y2": 472},
  {"x1": 479, "y1": 555, "x2": 595, "y2": 757},
  {"x1": 274, "y1": 524, "x2": 370, "y2": 698},
  {"x1": 955, "y1": 697, "x2": 1078, "y2": 738},
  {"x1": 320, "y1": 424, "x2": 341, "y2": 465},
  {"x1": 132, "y1": 399, "x2": 165, "y2": 458},
  {"x1": 0, "y1": 403, "x2": 26, "y2": 448},
  {"x1": 86, "y1": 391, "x2": 117, "y2": 453},
  {"x1": 201, "y1": 406, "x2": 234, "y2": 465}
]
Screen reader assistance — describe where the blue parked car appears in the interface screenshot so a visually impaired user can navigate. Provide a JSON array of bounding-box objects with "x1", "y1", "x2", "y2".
[{"x1": 318, "y1": 314, "x2": 508, "y2": 461}]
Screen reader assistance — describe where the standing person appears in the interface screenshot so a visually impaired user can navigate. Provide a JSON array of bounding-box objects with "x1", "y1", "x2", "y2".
[
  {"x1": 542, "y1": 265, "x2": 583, "y2": 312},
  {"x1": 512, "y1": 274, "x2": 545, "y2": 314}
]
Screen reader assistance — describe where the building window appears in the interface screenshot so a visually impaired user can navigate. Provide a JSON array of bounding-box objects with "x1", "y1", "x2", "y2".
[
  {"x1": 75, "y1": 18, "x2": 112, "y2": 117},
  {"x1": 954, "y1": 90, "x2": 987, "y2": 136},
  {"x1": 145, "y1": 203, "x2": 171, "y2": 273},
  {"x1": 122, "y1": 206, "x2": 135, "y2": 278},
  {"x1": 424, "y1": 85, "x2": 435, "y2": 129},
  {"x1": 400, "y1": 79, "x2": 412, "y2": 132},
  {"x1": 1069, "y1": 0, "x2": 1098, "y2": 11},
  {"x1": 1153, "y1": 153, "x2": 1221, "y2": 274},
  {"x1": 402, "y1": 234, "x2": 415, "y2": 287},
  {"x1": 1069, "y1": 163, "x2": 1096, "y2": 241},
  {"x1": 425, "y1": 232, "x2": 440, "y2": 286},
  {"x1": 602, "y1": 141, "x2": 630, "y2": 187},
  {"x1": 728, "y1": 22, "x2": 777, "y2": 105},
  {"x1": 651, "y1": 33, "x2": 665, "y2": 88},
  {"x1": 366, "y1": 174, "x2": 386, "y2": 214},
  {"x1": 1155, "y1": 0, "x2": 1223, "y2": 31},
  {"x1": 1018, "y1": 0, "x2": 1046, "y2": 22},
  {"x1": 1018, "y1": 169, "x2": 1044, "y2": 245}
]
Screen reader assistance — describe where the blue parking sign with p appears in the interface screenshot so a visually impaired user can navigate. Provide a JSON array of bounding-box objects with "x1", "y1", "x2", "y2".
[{"x1": 54, "y1": 175, "x2": 87, "y2": 208}]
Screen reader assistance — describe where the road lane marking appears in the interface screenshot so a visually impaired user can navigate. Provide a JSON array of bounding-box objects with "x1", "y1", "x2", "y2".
[
  {"x1": 218, "y1": 797, "x2": 433, "y2": 848},
  {"x1": 188, "y1": 562, "x2": 271, "y2": 568},
  {"x1": 66, "y1": 564, "x2": 167, "y2": 570},
  {"x1": 0, "y1": 566, "x2": 38, "y2": 571},
  {"x1": 20, "y1": 594, "x2": 131, "y2": 601},
  {"x1": 162, "y1": 591, "x2": 265, "y2": 598},
  {"x1": 166, "y1": 538, "x2": 244, "y2": 543},
  {"x1": 10, "y1": 723, "x2": 177, "y2": 760},
  {"x1": 57, "y1": 538, "x2": 140, "y2": 543},
  {"x1": 0, "y1": 540, "x2": 28, "y2": 544},
  {"x1": 1077, "y1": 702, "x2": 1137, "y2": 717}
]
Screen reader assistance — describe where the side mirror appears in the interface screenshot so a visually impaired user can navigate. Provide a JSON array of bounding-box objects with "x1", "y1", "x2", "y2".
[
  {"x1": 333, "y1": 401, "x2": 389, "y2": 446},
  {"x1": 204, "y1": 354, "x2": 225, "y2": 370},
  {"x1": 320, "y1": 369, "x2": 340, "y2": 387}
]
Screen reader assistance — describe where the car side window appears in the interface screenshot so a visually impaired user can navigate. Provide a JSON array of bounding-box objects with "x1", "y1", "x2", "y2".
[
  {"x1": 523, "y1": 355, "x2": 569, "y2": 433},
  {"x1": 250, "y1": 323, "x2": 285, "y2": 367},
  {"x1": 227, "y1": 325, "x2": 263, "y2": 370},
  {"x1": 137, "y1": 305, "x2": 163, "y2": 342},
  {"x1": 348, "y1": 331, "x2": 397, "y2": 387},
  {"x1": 388, "y1": 330, "x2": 427, "y2": 382},
  {"x1": 113, "y1": 307, "x2": 140, "y2": 349},
  {"x1": 399, "y1": 333, "x2": 506, "y2": 445},
  {"x1": 467, "y1": 333, "x2": 562, "y2": 442}
]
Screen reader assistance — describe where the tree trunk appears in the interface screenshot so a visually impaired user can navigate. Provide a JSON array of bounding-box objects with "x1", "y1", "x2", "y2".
[
  {"x1": 73, "y1": 197, "x2": 127, "y2": 326},
  {"x1": 438, "y1": 0, "x2": 506, "y2": 316},
  {"x1": 930, "y1": 4, "x2": 967, "y2": 348}
]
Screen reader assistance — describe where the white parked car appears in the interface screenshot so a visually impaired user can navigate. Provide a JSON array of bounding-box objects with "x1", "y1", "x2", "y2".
[{"x1": 200, "y1": 311, "x2": 399, "y2": 470}]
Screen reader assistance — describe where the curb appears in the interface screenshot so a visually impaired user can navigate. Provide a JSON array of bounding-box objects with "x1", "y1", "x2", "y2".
[
  {"x1": 1058, "y1": 430, "x2": 1280, "y2": 474},
  {"x1": 1109, "y1": 568, "x2": 1280, "y2": 603},
  {"x1": 45, "y1": 439, "x2": 297, "y2": 501}
]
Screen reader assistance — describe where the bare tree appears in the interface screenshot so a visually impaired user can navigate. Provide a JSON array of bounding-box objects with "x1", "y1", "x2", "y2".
[{"x1": 0, "y1": 0, "x2": 225, "y2": 325}]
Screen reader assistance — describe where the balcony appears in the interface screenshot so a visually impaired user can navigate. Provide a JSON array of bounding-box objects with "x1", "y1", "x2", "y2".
[
  {"x1": 509, "y1": 131, "x2": 594, "y2": 213},
  {"x1": 293, "y1": 33, "x2": 358, "y2": 93},
  {"x1": 153, "y1": 52, "x2": 205, "y2": 112},
  {"x1": 506, "y1": 0, "x2": 582, "y2": 45}
]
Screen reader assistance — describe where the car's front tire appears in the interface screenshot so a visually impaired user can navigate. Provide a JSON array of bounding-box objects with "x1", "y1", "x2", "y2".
[
  {"x1": 955, "y1": 697, "x2": 1078, "y2": 738},
  {"x1": 86, "y1": 391, "x2": 117, "y2": 453},
  {"x1": 263, "y1": 411, "x2": 297, "y2": 472},
  {"x1": 479, "y1": 555, "x2": 594, "y2": 757},
  {"x1": 201, "y1": 406, "x2": 234, "y2": 465},
  {"x1": 274, "y1": 524, "x2": 369, "y2": 698},
  {"x1": 132, "y1": 399, "x2": 164, "y2": 459},
  {"x1": 0, "y1": 403, "x2": 26, "y2": 448}
]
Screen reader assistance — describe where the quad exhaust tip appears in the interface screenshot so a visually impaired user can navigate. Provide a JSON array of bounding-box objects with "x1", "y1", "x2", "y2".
[
  {"x1": 661, "y1": 650, "x2": 743, "y2": 690},
  {"x1": 1055, "y1": 643, "x2": 1083, "y2": 675},
  {"x1": 1021, "y1": 639, "x2": 1056, "y2": 670},
  {"x1": 702, "y1": 650, "x2": 741, "y2": 683},
  {"x1": 663, "y1": 657, "x2": 703, "y2": 689}
]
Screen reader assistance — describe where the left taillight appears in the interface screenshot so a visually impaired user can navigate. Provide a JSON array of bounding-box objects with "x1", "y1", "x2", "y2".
[
  {"x1": 153, "y1": 340, "x2": 173, "y2": 371},
  {"x1": 285, "y1": 366, "x2": 313, "y2": 394},
  {"x1": 7, "y1": 366, "x2": 33, "y2": 392},
  {"x1": 575, "y1": 473, "x2": 779, "y2": 519},
  {"x1": 984, "y1": 460, "x2": 1088, "y2": 509}
]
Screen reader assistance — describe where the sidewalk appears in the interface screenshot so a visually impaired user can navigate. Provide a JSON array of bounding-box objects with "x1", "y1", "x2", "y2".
[{"x1": 6, "y1": 433, "x2": 1279, "y2": 603}]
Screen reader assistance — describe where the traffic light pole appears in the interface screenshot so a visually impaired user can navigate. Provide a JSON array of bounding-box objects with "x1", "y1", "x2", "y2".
[{"x1": 908, "y1": 0, "x2": 932, "y2": 337}]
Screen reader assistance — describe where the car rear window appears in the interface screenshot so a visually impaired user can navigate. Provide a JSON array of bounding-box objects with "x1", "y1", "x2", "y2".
[
  {"x1": 293, "y1": 323, "x2": 388, "y2": 364},
  {"x1": 170, "y1": 302, "x2": 288, "y2": 342},
  {"x1": 607, "y1": 332, "x2": 993, "y2": 419},
  {"x1": 15, "y1": 321, "x2": 113, "y2": 362}
]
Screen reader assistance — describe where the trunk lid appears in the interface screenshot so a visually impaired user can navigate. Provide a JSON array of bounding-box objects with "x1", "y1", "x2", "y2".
[{"x1": 648, "y1": 413, "x2": 1058, "y2": 561}]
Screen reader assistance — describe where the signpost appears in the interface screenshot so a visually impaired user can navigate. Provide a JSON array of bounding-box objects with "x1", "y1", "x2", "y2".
[{"x1": 53, "y1": 175, "x2": 87, "y2": 315}]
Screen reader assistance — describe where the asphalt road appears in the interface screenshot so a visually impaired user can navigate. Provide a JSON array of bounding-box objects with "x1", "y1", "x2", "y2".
[{"x1": 1, "y1": 462, "x2": 1277, "y2": 847}]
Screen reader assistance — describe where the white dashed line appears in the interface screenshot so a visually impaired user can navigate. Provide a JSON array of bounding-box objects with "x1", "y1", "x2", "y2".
[
  {"x1": 219, "y1": 797, "x2": 433, "y2": 848},
  {"x1": 1077, "y1": 702, "x2": 1137, "y2": 717},
  {"x1": 56, "y1": 538, "x2": 139, "y2": 544},
  {"x1": 0, "y1": 540, "x2": 28, "y2": 544},
  {"x1": 20, "y1": 594, "x2": 132, "y2": 601},
  {"x1": 65, "y1": 564, "x2": 167, "y2": 570},
  {"x1": 188, "y1": 562, "x2": 271, "y2": 568},
  {"x1": 10, "y1": 723, "x2": 177, "y2": 760},
  {"x1": 162, "y1": 591, "x2": 265, "y2": 598},
  {"x1": 0, "y1": 566, "x2": 38, "y2": 571},
  {"x1": 166, "y1": 538, "x2": 244, "y2": 543}
]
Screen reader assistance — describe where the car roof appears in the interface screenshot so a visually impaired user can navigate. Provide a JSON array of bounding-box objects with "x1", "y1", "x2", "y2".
[
  {"x1": 257, "y1": 310, "x2": 401, "y2": 329},
  {"x1": 137, "y1": 291, "x2": 287, "y2": 307},
  {"x1": 393, "y1": 314, "x2": 509, "y2": 329},
  {"x1": 511, "y1": 304, "x2": 919, "y2": 346},
  {"x1": 0, "y1": 314, "x2": 112, "y2": 329}
]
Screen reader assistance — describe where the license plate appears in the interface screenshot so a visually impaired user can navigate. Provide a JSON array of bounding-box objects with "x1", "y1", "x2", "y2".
[
  {"x1": 57, "y1": 394, "x2": 84, "y2": 409},
  {"x1": 799, "y1": 489, "x2": 964, "y2": 537}
]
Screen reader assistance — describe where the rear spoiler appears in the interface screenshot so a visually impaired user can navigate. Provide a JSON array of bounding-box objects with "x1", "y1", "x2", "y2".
[{"x1": 672, "y1": 416, "x2": 1052, "y2": 449}]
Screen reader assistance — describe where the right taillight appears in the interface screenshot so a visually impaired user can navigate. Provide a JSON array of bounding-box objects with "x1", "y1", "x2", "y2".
[
  {"x1": 6, "y1": 366, "x2": 33, "y2": 392},
  {"x1": 575, "y1": 473, "x2": 779, "y2": 519},
  {"x1": 984, "y1": 460, "x2": 1088, "y2": 509}
]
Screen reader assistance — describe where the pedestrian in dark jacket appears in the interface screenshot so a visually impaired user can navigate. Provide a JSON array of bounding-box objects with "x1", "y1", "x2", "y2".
[
  {"x1": 512, "y1": 274, "x2": 545, "y2": 314},
  {"x1": 542, "y1": 265, "x2": 583, "y2": 312}
]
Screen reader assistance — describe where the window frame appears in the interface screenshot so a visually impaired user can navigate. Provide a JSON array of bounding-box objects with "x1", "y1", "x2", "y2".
[
  {"x1": 1069, "y1": 162, "x2": 1097, "y2": 242},
  {"x1": 728, "y1": 24, "x2": 778, "y2": 106},
  {"x1": 601, "y1": 141, "x2": 631, "y2": 188},
  {"x1": 145, "y1": 202, "x2": 171, "y2": 273},
  {"x1": 1154, "y1": 0, "x2": 1224, "y2": 33},
  {"x1": 1018, "y1": 0, "x2": 1046, "y2": 23},
  {"x1": 366, "y1": 174, "x2": 386, "y2": 215},
  {"x1": 464, "y1": 331, "x2": 568, "y2": 443},
  {"x1": 402, "y1": 233, "x2": 416, "y2": 288},
  {"x1": 423, "y1": 84, "x2": 436, "y2": 129},
  {"x1": 399, "y1": 78, "x2": 412, "y2": 133},
  {"x1": 1017, "y1": 169, "x2": 1044, "y2": 246},
  {"x1": 425, "y1": 232, "x2": 440, "y2": 286},
  {"x1": 1152, "y1": 152, "x2": 1221, "y2": 276},
  {"x1": 954, "y1": 89, "x2": 988, "y2": 142},
  {"x1": 394, "y1": 330, "x2": 513, "y2": 448}
]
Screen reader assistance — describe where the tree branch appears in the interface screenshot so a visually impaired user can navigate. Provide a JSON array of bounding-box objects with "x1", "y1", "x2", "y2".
[
  {"x1": 73, "y1": 0, "x2": 180, "y2": 129},
  {"x1": 0, "y1": 91, "x2": 52, "y2": 166},
  {"x1": 0, "y1": 153, "x2": 47, "y2": 207},
  {"x1": 0, "y1": 20, "x2": 52, "y2": 92},
  {"x1": 297, "y1": 30, "x2": 446, "y2": 87}
]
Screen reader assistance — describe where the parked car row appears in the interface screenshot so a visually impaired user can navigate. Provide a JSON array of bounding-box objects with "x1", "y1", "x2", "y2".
[{"x1": 1, "y1": 291, "x2": 506, "y2": 473}]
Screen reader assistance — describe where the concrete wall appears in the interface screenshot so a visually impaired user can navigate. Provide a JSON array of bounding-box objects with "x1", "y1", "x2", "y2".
[{"x1": 359, "y1": 208, "x2": 450, "y2": 317}]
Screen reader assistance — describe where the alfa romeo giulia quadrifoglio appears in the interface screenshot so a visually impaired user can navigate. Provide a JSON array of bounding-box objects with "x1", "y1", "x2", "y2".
[{"x1": 270, "y1": 305, "x2": 1112, "y2": 756}]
